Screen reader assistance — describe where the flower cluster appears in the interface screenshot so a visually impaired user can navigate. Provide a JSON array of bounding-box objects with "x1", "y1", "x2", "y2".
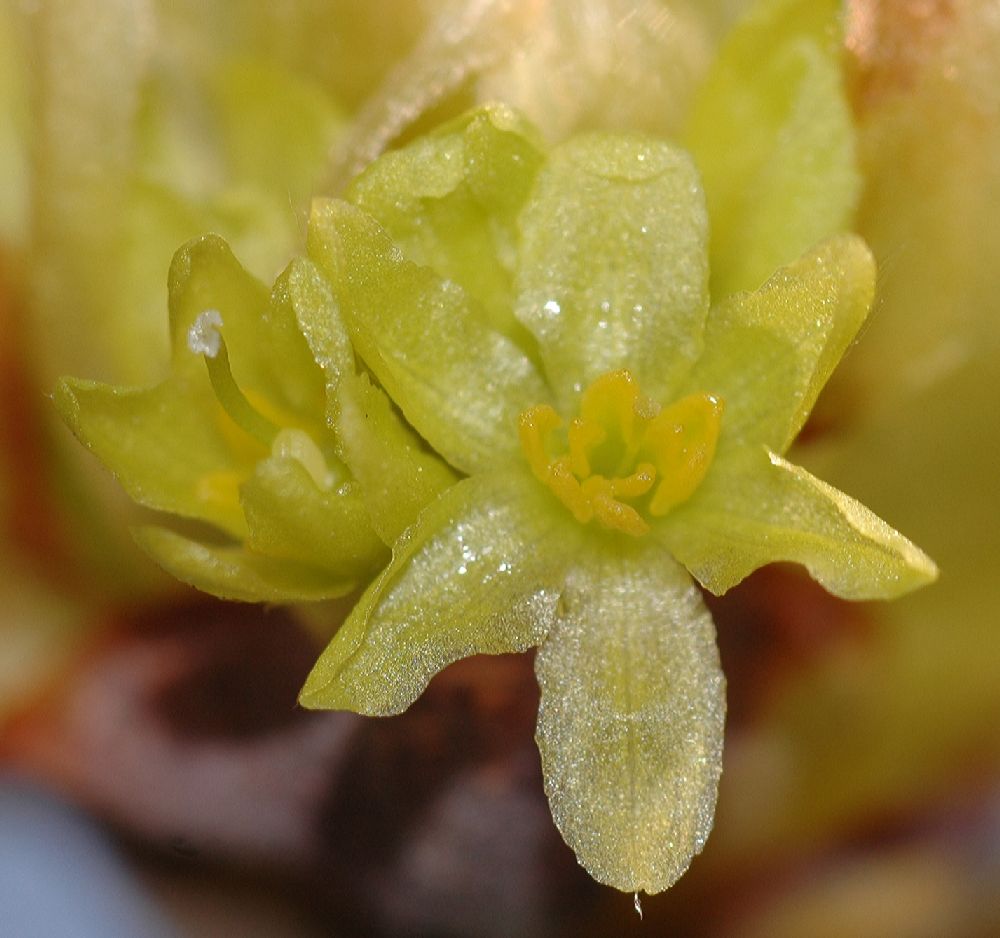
[{"x1": 57, "y1": 0, "x2": 937, "y2": 895}]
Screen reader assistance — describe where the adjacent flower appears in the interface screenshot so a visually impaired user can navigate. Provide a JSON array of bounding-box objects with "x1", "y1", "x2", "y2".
[
  {"x1": 295, "y1": 105, "x2": 936, "y2": 893},
  {"x1": 55, "y1": 237, "x2": 396, "y2": 602}
]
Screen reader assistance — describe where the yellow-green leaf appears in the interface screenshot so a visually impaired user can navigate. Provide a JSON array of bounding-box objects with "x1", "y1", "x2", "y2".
[
  {"x1": 333, "y1": 370, "x2": 458, "y2": 544},
  {"x1": 282, "y1": 255, "x2": 354, "y2": 387},
  {"x1": 348, "y1": 103, "x2": 544, "y2": 342},
  {"x1": 683, "y1": 235, "x2": 875, "y2": 454},
  {"x1": 166, "y1": 234, "x2": 270, "y2": 381},
  {"x1": 240, "y1": 452, "x2": 387, "y2": 579},
  {"x1": 55, "y1": 376, "x2": 251, "y2": 537}
]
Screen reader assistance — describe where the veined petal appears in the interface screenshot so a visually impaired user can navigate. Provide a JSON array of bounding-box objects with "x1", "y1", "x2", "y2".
[
  {"x1": 54, "y1": 376, "x2": 253, "y2": 537},
  {"x1": 535, "y1": 539, "x2": 724, "y2": 894},
  {"x1": 308, "y1": 199, "x2": 550, "y2": 475},
  {"x1": 133, "y1": 526, "x2": 355, "y2": 603},
  {"x1": 240, "y1": 454, "x2": 387, "y2": 578},
  {"x1": 333, "y1": 370, "x2": 458, "y2": 545},
  {"x1": 299, "y1": 471, "x2": 575, "y2": 715},
  {"x1": 348, "y1": 103, "x2": 545, "y2": 341},
  {"x1": 682, "y1": 236, "x2": 875, "y2": 454},
  {"x1": 657, "y1": 446, "x2": 938, "y2": 599},
  {"x1": 683, "y1": 0, "x2": 859, "y2": 297},
  {"x1": 516, "y1": 134, "x2": 709, "y2": 410}
]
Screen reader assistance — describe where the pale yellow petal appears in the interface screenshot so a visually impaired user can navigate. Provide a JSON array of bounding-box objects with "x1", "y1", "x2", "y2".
[
  {"x1": 535, "y1": 540, "x2": 725, "y2": 893},
  {"x1": 300, "y1": 471, "x2": 575, "y2": 714}
]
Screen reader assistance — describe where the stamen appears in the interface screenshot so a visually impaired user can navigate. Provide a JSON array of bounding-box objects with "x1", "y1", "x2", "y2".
[
  {"x1": 647, "y1": 394, "x2": 724, "y2": 516},
  {"x1": 568, "y1": 417, "x2": 604, "y2": 477},
  {"x1": 518, "y1": 405, "x2": 562, "y2": 481},
  {"x1": 188, "y1": 311, "x2": 279, "y2": 448},
  {"x1": 518, "y1": 371, "x2": 723, "y2": 536},
  {"x1": 609, "y1": 462, "x2": 656, "y2": 498},
  {"x1": 549, "y1": 458, "x2": 593, "y2": 524},
  {"x1": 582, "y1": 477, "x2": 650, "y2": 536},
  {"x1": 580, "y1": 370, "x2": 639, "y2": 445}
]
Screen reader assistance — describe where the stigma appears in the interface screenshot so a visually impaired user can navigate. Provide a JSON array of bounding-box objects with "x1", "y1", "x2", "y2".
[{"x1": 519, "y1": 371, "x2": 723, "y2": 536}]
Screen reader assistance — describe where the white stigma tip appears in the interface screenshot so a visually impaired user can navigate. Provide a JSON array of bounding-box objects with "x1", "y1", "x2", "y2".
[
  {"x1": 187, "y1": 309, "x2": 224, "y2": 358},
  {"x1": 634, "y1": 892, "x2": 643, "y2": 919}
]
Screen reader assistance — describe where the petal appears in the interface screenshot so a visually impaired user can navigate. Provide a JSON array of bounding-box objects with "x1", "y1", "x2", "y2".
[
  {"x1": 133, "y1": 526, "x2": 354, "y2": 603},
  {"x1": 347, "y1": 103, "x2": 545, "y2": 342},
  {"x1": 282, "y1": 255, "x2": 354, "y2": 383},
  {"x1": 167, "y1": 236, "x2": 337, "y2": 426},
  {"x1": 657, "y1": 446, "x2": 939, "y2": 599},
  {"x1": 240, "y1": 453, "x2": 388, "y2": 578},
  {"x1": 682, "y1": 236, "x2": 875, "y2": 454},
  {"x1": 683, "y1": 0, "x2": 859, "y2": 297},
  {"x1": 332, "y1": 370, "x2": 458, "y2": 545},
  {"x1": 166, "y1": 235, "x2": 269, "y2": 378},
  {"x1": 54, "y1": 376, "x2": 252, "y2": 537},
  {"x1": 260, "y1": 258, "x2": 333, "y2": 420},
  {"x1": 308, "y1": 198, "x2": 550, "y2": 474},
  {"x1": 535, "y1": 540, "x2": 724, "y2": 894},
  {"x1": 515, "y1": 133, "x2": 709, "y2": 409},
  {"x1": 299, "y1": 471, "x2": 575, "y2": 714}
]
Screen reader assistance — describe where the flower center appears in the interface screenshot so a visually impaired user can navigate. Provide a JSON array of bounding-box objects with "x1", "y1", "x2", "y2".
[{"x1": 518, "y1": 370, "x2": 723, "y2": 536}]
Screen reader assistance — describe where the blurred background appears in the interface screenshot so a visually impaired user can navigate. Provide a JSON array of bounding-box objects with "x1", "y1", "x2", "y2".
[{"x1": 1, "y1": 1, "x2": 999, "y2": 935}]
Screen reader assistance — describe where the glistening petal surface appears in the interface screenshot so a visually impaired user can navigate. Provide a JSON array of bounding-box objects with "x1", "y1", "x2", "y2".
[
  {"x1": 348, "y1": 103, "x2": 544, "y2": 341},
  {"x1": 516, "y1": 133, "x2": 709, "y2": 409},
  {"x1": 657, "y1": 447, "x2": 938, "y2": 599},
  {"x1": 683, "y1": 236, "x2": 875, "y2": 454},
  {"x1": 299, "y1": 471, "x2": 574, "y2": 715},
  {"x1": 308, "y1": 199, "x2": 550, "y2": 474},
  {"x1": 535, "y1": 539, "x2": 725, "y2": 893},
  {"x1": 332, "y1": 370, "x2": 458, "y2": 545}
]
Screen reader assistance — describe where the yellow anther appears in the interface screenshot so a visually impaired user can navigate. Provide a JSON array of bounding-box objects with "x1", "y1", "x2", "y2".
[
  {"x1": 518, "y1": 372, "x2": 723, "y2": 536},
  {"x1": 592, "y1": 492, "x2": 649, "y2": 537},
  {"x1": 518, "y1": 405, "x2": 563, "y2": 480},
  {"x1": 548, "y1": 457, "x2": 593, "y2": 524},
  {"x1": 646, "y1": 394, "x2": 724, "y2": 517},
  {"x1": 579, "y1": 370, "x2": 641, "y2": 449},
  {"x1": 609, "y1": 462, "x2": 656, "y2": 498},
  {"x1": 567, "y1": 417, "x2": 605, "y2": 477}
]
